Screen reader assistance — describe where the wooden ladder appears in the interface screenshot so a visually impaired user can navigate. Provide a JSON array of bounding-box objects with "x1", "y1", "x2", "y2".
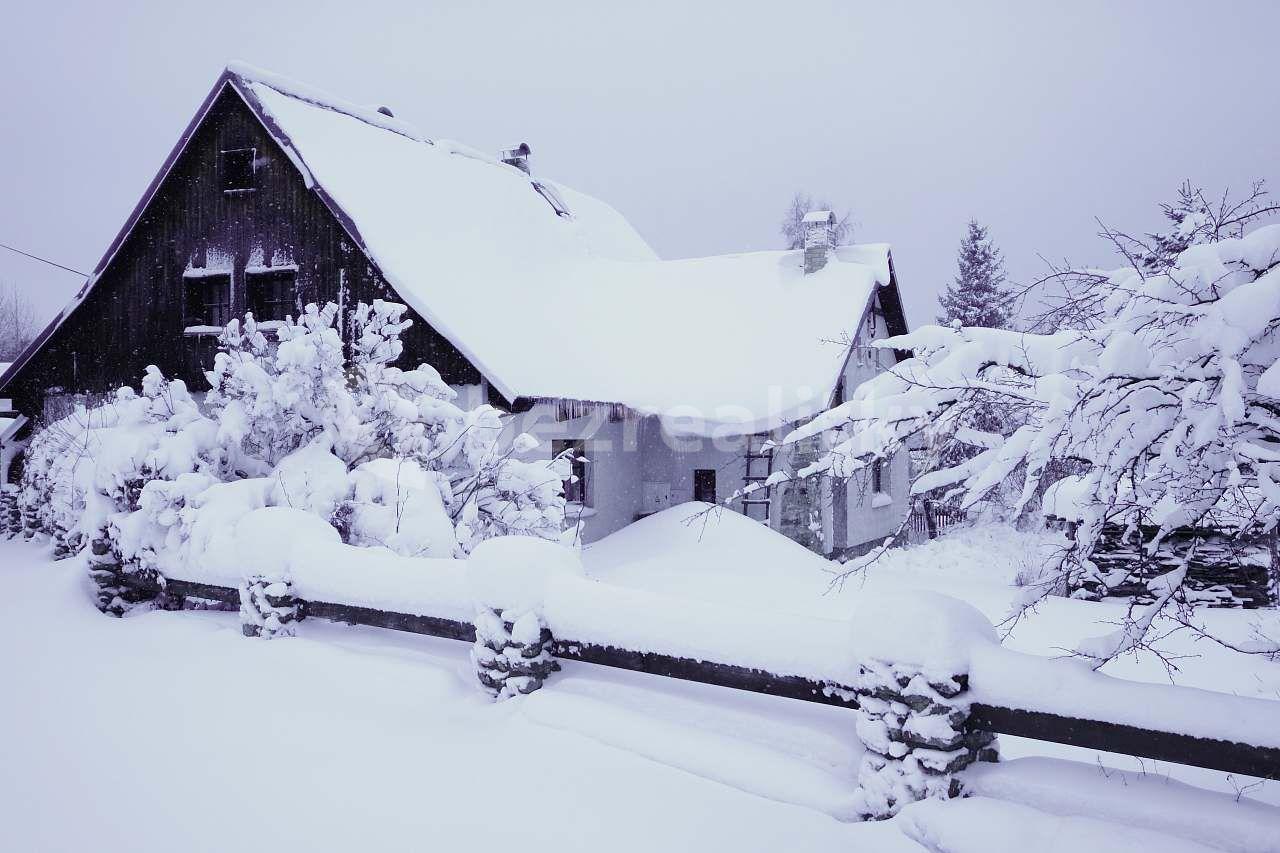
[{"x1": 741, "y1": 433, "x2": 773, "y2": 523}]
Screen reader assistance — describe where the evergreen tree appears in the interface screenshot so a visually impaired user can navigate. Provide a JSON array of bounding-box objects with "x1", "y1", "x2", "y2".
[{"x1": 937, "y1": 220, "x2": 1010, "y2": 328}]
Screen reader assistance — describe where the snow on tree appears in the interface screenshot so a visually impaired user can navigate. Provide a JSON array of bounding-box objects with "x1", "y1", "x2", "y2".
[
  {"x1": 18, "y1": 297, "x2": 572, "y2": 592},
  {"x1": 772, "y1": 184, "x2": 1280, "y2": 664},
  {"x1": 780, "y1": 191, "x2": 852, "y2": 250},
  {"x1": 936, "y1": 220, "x2": 1011, "y2": 329},
  {"x1": 201, "y1": 300, "x2": 569, "y2": 557}
]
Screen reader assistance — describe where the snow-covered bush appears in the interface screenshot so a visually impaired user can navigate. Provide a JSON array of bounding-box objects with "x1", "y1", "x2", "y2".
[
  {"x1": 17, "y1": 368, "x2": 220, "y2": 561},
  {"x1": 18, "y1": 298, "x2": 570, "y2": 594},
  {"x1": 778, "y1": 187, "x2": 1280, "y2": 661}
]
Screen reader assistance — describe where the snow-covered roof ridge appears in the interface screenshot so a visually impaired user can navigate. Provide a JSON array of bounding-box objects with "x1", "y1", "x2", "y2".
[{"x1": 226, "y1": 61, "x2": 434, "y2": 145}]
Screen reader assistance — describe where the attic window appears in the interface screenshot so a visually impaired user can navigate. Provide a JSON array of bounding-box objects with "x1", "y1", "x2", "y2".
[
  {"x1": 532, "y1": 181, "x2": 571, "y2": 217},
  {"x1": 184, "y1": 274, "x2": 231, "y2": 329},
  {"x1": 247, "y1": 270, "x2": 296, "y2": 322},
  {"x1": 222, "y1": 148, "x2": 256, "y2": 192}
]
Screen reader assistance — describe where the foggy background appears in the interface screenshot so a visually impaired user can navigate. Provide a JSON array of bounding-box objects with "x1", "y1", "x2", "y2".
[{"x1": 1, "y1": 1, "x2": 1276, "y2": 335}]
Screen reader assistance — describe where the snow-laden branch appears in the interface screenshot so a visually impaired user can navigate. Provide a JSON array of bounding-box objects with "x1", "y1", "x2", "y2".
[{"x1": 774, "y1": 207, "x2": 1280, "y2": 658}]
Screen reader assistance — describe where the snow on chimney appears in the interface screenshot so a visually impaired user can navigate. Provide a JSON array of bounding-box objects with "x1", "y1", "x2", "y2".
[
  {"x1": 500, "y1": 142, "x2": 532, "y2": 174},
  {"x1": 802, "y1": 210, "x2": 836, "y2": 274}
]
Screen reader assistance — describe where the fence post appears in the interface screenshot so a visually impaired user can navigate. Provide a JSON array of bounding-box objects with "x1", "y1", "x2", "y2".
[
  {"x1": 467, "y1": 536, "x2": 581, "y2": 701},
  {"x1": 87, "y1": 529, "x2": 164, "y2": 617},
  {"x1": 851, "y1": 660, "x2": 998, "y2": 820},
  {"x1": 51, "y1": 521, "x2": 82, "y2": 560},
  {"x1": 239, "y1": 575, "x2": 301, "y2": 639},
  {"x1": 472, "y1": 606, "x2": 558, "y2": 699},
  {"x1": 20, "y1": 492, "x2": 41, "y2": 540},
  {"x1": 0, "y1": 488, "x2": 17, "y2": 539}
]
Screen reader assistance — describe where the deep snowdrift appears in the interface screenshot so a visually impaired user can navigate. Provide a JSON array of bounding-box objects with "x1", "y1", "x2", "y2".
[{"x1": 3, "y1": 536, "x2": 1272, "y2": 852}]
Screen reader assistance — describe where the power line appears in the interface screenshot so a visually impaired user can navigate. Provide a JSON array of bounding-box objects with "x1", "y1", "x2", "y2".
[{"x1": 0, "y1": 241, "x2": 87, "y2": 277}]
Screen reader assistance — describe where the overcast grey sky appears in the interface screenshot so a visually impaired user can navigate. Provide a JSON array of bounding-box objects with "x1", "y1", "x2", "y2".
[{"x1": 1, "y1": 1, "x2": 1276, "y2": 335}]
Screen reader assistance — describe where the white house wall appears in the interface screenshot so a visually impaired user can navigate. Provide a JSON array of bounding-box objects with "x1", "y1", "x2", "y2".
[
  {"x1": 477, "y1": 394, "x2": 760, "y2": 544},
  {"x1": 820, "y1": 292, "x2": 912, "y2": 555}
]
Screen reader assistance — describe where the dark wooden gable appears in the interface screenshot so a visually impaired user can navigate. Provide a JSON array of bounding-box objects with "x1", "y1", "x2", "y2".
[{"x1": 3, "y1": 81, "x2": 484, "y2": 420}]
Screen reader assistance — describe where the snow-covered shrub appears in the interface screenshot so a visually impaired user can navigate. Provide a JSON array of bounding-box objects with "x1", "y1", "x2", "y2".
[
  {"x1": 205, "y1": 307, "x2": 354, "y2": 474},
  {"x1": 17, "y1": 368, "x2": 220, "y2": 565},
  {"x1": 19, "y1": 297, "x2": 570, "y2": 602},
  {"x1": 341, "y1": 457, "x2": 457, "y2": 557}
]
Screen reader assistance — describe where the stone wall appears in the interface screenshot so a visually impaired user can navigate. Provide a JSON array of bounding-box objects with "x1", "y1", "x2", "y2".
[{"x1": 1053, "y1": 520, "x2": 1276, "y2": 608}]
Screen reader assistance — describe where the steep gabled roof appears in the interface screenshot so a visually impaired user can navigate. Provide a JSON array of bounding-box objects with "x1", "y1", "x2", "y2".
[{"x1": 2, "y1": 64, "x2": 908, "y2": 436}]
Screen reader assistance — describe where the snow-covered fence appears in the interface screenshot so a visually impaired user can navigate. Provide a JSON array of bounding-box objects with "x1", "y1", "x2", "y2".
[
  {"x1": 907, "y1": 499, "x2": 966, "y2": 541},
  {"x1": 96, "y1": 529, "x2": 1280, "y2": 821}
]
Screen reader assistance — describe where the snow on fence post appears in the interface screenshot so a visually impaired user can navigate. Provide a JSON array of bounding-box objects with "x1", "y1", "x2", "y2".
[
  {"x1": 0, "y1": 486, "x2": 17, "y2": 539},
  {"x1": 847, "y1": 593, "x2": 1001, "y2": 820},
  {"x1": 239, "y1": 575, "x2": 301, "y2": 639},
  {"x1": 467, "y1": 536, "x2": 580, "y2": 700},
  {"x1": 19, "y1": 487, "x2": 42, "y2": 541},
  {"x1": 472, "y1": 606, "x2": 558, "y2": 699},
  {"x1": 87, "y1": 528, "x2": 159, "y2": 617},
  {"x1": 850, "y1": 661, "x2": 997, "y2": 819}
]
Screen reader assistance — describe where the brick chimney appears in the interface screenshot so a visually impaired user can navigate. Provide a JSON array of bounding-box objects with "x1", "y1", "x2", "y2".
[
  {"x1": 500, "y1": 142, "x2": 532, "y2": 174},
  {"x1": 803, "y1": 210, "x2": 836, "y2": 274}
]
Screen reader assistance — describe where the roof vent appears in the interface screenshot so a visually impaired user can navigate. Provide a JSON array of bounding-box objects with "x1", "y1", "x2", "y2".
[
  {"x1": 500, "y1": 142, "x2": 532, "y2": 174},
  {"x1": 376, "y1": 106, "x2": 394, "y2": 117}
]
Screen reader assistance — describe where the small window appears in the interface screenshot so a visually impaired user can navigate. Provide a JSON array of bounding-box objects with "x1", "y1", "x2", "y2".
[
  {"x1": 184, "y1": 274, "x2": 231, "y2": 328},
  {"x1": 553, "y1": 439, "x2": 588, "y2": 505},
  {"x1": 871, "y1": 459, "x2": 884, "y2": 493},
  {"x1": 693, "y1": 469, "x2": 717, "y2": 504},
  {"x1": 247, "y1": 270, "x2": 296, "y2": 321},
  {"x1": 865, "y1": 308, "x2": 877, "y2": 339},
  {"x1": 222, "y1": 148, "x2": 256, "y2": 192}
]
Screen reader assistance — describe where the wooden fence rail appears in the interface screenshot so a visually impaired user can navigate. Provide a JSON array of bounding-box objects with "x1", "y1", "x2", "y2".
[{"x1": 128, "y1": 574, "x2": 1280, "y2": 782}]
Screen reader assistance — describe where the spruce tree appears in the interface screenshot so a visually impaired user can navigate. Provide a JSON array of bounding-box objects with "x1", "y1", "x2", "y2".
[{"x1": 937, "y1": 220, "x2": 1010, "y2": 328}]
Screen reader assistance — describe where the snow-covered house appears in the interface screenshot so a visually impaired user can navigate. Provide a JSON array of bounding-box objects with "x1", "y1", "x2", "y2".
[{"x1": 0, "y1": 64, "x2": 911, "y2": 555}]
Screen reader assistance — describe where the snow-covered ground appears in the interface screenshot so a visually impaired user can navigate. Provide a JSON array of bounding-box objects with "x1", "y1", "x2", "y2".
[
  {"x1": 585, "y1": 507, "x2": 1280, "y2": 709},
  {"x1": 2, "y1": 513, "x2": 1278, "y2": 851}
]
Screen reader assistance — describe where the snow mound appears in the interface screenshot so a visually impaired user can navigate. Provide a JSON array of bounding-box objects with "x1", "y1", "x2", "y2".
[
  {"x1": 898, "y1": 796, "x2": 1220, "y2": 853},
  {"x1": 849, "y1": 590, "x2": 996, "y2": 673},
  {"x1": 268, "y1": 442, "x2": 350, "y2": 518},
  {"x1": 288, "y1": 538, "x2": 472, "y2": 622},
  {"x1": 469, "y1": 535, "x2": 585, "y2": 613},
  {"x1": 584, "y1": 503, "x2": 834, "y2": 608},
  {"x1": 234, "y1": 506, "x2": 341, "y2": 576},
  {"x1": 966, "y1": 757, "x2": 1280, "y2": 853}
]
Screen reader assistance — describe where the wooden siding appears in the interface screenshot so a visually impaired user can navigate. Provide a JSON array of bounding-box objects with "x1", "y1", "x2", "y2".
[{"x1": 6, "y1": 85, "x2": 482, "y2": 419}]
